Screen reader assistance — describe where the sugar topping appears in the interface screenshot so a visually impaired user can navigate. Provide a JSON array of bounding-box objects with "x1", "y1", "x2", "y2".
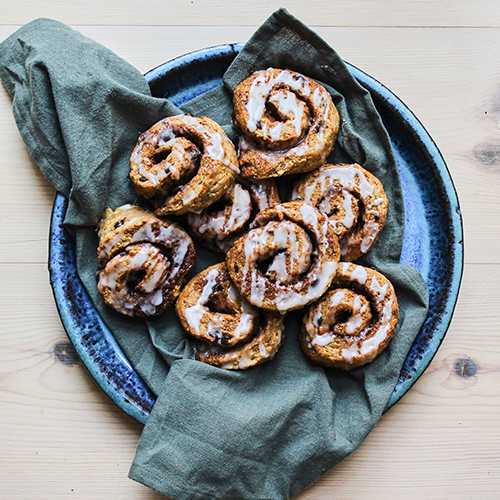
[
  {"x1": 237, "y1": 203, "x2": 338, "y2": 312},
  {"x1": 245, "y1": 69, "x2": 311, "y2": 133}
]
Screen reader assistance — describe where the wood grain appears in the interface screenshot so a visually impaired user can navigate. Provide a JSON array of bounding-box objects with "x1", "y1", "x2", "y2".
[
  {"x1": 0, "y1": 4, "x2": 498, "y2": 499},
  {"x1": 1, "y1": 1, "x2": 500, "y2": 27}
]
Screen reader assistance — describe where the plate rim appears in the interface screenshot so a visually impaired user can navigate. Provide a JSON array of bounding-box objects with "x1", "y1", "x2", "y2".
[{"x1": 48, "y1": 43, "x2": 464, "y2": 422}]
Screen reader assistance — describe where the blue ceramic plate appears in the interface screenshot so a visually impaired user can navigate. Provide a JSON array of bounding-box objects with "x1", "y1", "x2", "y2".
[{"x1": 49, "y1": 44, "x2": 463, "y2": 424}]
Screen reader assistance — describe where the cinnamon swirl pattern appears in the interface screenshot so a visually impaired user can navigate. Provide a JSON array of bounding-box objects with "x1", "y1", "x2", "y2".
[
  {"x1": 97, "y1": 205, "x2": 195, "y2": 317},
  {"x1": 176, "y1": 263, "x2": 285, "y2": 369},
  {"x1": 300, "y1": 262, "x2": 399, "y2": 370},
  {"x1": 130, "y1": 115, "x2": 239, "y2": 216},
  {"x1": 226, "y1": 201, "x2": 340, "y2": 312},
  {"x1": 233, "y1": 68, "x2": 340, "y2": 179},
  {"x1": 186, "y1": 178, "x2": 280, "y2": 253},
  {"x1": 291, "y1": 163, "x2": 388, "y2": 261}
]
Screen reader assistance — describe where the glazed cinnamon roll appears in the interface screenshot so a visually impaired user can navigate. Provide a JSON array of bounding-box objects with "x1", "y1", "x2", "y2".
[
  {"x1": 233, "y1": 68, "x2": 339, "y2": 179},
  {"x1": 176, "y1": 263, "x2": 285, "y2": 369},
  {"x1": 97, "y1": 204, "x2": 195, "y2": 316},
  {"x1": 300, "y1": 262, "x2": 399, "y2": 370},
  {"x1": 226, "y1": 201, "x2": 340, "y2": 312},
  {"x1": 130, "y1": 115, "x2": 239, "y2": 216},
  {"x1": 185, "y1": 178, "x2": 280, "y2": 253},
  {"x1": 291, "y1": 163, "x2": 388, "y2": 261}
]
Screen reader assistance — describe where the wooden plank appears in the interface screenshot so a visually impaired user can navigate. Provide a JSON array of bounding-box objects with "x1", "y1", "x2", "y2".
[{"x1": 1, "y1": 0, "x2": 500, "y2": 28}]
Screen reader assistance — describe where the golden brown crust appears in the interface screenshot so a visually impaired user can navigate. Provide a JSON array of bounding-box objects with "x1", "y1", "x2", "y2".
[
  {"x1": 226, "y1": 201, "x2": 340, "y2": 312},
  {"x1": 175, "y1": 262, "x2": 285, "y2": 369},
  {"x1": 185, "y1": 177, "x2": 280, "y2": 253},
  {"x1": 299, "y1": 262, "x2": 399, "y2": 370},
  {"x1": 233, "y1": 68, "x2": 339, "y2": 179},
  {"x1": 195, "y1": 311, "x2": 285, "y2": 370},
  {"x1": 130, "y1": 115, "x2": 239, "y2": 216},
  {"x1": 291, "y1": 163, "x2": 388, "y2": 261},
  {"x1": 176, "y1": 263, "x2": 257, "y2": 347},
  {"x1": 97, "y1": 204, "x2": 195, "y2": 317}
]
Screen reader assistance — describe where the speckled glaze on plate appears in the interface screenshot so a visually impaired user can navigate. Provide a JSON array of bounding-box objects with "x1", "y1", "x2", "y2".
[{"x1": 49, "y1": 44, "x2": 463, "y2": 423}]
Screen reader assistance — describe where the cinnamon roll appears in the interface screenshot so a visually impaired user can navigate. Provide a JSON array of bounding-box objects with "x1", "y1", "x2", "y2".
[
  {"x1": 185, "y1": 178, "x2": 280, "y2": 253},
  {"x1": 130, "y1": 115, "x2": 239, "y2": 216},
  {"x1": 291, "y1": 163, "x2": 388, "y2": 261},
  {"x1": 226, "y1": 201, "x2": 340, "y2": 312},
  {"x1": 176, "y1": 263, "x2": 285, "y2": 369},
  {"x1": 97, "y1": 204, "x2": 195, "y2": 316},
  {"x1": 300, "y1": 262, "x2": 399, "y2": 370},
  {"x1": 233, "y1": 68, "x2": 339, "y2": 179}
]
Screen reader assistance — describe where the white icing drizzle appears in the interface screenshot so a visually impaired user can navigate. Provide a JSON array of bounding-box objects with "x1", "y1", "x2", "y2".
[
  {"x1": 302, "y1": 165, "x2": 374, "y2": 205},
  {"x1": 350, "y1": 265, "x2": 368, "y2": 285},
  {"x1": 358, "y1": 220, "x2": 379, "y2": 253},
  {"x1": 293, "y1": 165, "x2": 386, "y2": 256},
  {"x1": 182, "y1": 186, "x2": 197, "y2": 205},
  {"x1": 241, "y1": 204, "x2": 338, "y2": 311},
  {"x1": 247, "y1": 181, "x2": 277, "y2": 213},
  {"x1": 370, "y1": 274, "x2": 389, "y2": 298},
  {"x1": 185, "y1": 268, "x2": 256, "y2": 343},
  {"x1": 131, "y1": 137, "x2": 197, "y2": 186},
  {"x1": 173, "y1": 115, "x2": 240, "y2": 174},
  {"x1": 292, "y1": 139, "x2": 310, "y2": 156},
  {"x1": 305, "y1": 263, "x2": 396, "y2": 365},
  {"x1": 184, "y1": 268, "x2": 219, "y2": 334},
  {"x1": 129, "y1": 222, "x2": 190, "y2": 277},
  {"x1": 98, "y1": 214, "x2": 143, "y2": 261},
  {"x1": 239, "y1": 69, "x2": 335, "y2": 166},
  {"x1": 345, "y1": 295, "x2": 369, "y2": 334},
  {"x1": 258, "y1": 343, "x2": 268, "y2": 357},
  {"x1": 269, "y1": 122, "x2": 283, "y2": 140},
  {"x1": 238, "y1": 352, "x2": 254, "y2": 369},
  {"x1": 358, "y1": 298, "x2": 393, "y2": 355},
  {"x1": 133, "y1": 115, "x2": 239, "y2": 197},
  {"x1": 342, "y1": 191, "x2": 356, "y2": 229},
  {"x1": 98, "y1": 244, "x2": 168, "y2": 315},
  {"x1": 192, "y1": 184, "x2": 252, "y2": 238},
  {"x1": 228, "y1": 284, "x2": 239, "y2": 303},
  {"x1": 299, "y1": 202, "x2": 319, "y2": 229},
  {"x1": 245, "y1": 69, "x2": 311, "y2": 133},
  {"x1": 150, "y1": 288, "x2": 164, "y2": 306},
  {"x1": 310, "y1": 290, "x2": 346, "y2": 346},
  {"x1": 130, "y1": 222, "x2": 156, "y2": 244},
  {"x1": 200, "y1": 314, "x2": 284, "y2": 370},
  {"x1": 268, "y1": 89, "x2": 306, "y2": 136},
  {"x1": 340, "y1": 262, "x2": 351, "y2": 274},
  {"x1": 233, "y1": 300, "x2": 255, "y2": 340},
  {"x1": 131, "y1": 145, "x2": 165, "y2": 186},
  {"x1": 340, "y1": 272, "x2": 394, "y2": 362},
  {"x1": 224, "y1": 184, "x2": 252, "y2": 232}
]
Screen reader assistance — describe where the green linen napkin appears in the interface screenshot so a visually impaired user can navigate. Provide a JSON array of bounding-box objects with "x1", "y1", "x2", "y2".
[{"x1": 0, "y1": 9, "x2": 429, "y2": 500}]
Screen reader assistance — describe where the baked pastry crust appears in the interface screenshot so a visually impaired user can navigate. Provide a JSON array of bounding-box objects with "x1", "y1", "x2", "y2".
[
  {"x1": 300, "y1": 262, "x2": 399, "y2": 370},
  {"x1": 130, "y1": 115, "x2": 239, "y2": 215},
  {"x1": 233, "y1": 68, "x2": 339, "y2": 178},
  {"x1": 186, "y1": 177, "x2": 280, "y2": 253},
  {"x1": 226, "y1": 201, "x2": 340, "y2": 312},
  {"x1": 291, "y1": 163, "x2": 388, "y2": 261},
  {"x1": 176, "y1": 262, "x2": 285, "y2": 369},
  {"x1": 97, "y1": 204, "x2": 195, "y2": 316}
]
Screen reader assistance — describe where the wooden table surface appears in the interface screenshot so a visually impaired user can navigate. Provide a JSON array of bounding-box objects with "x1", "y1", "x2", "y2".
[{"x1": 1, "y1": 1, "x2": 498, "y2": 499}]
